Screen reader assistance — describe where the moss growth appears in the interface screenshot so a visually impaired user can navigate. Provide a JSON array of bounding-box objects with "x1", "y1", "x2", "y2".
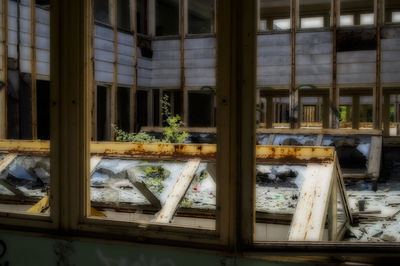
[{"x1": 142, "y1": 166, "x2": 169, "y2": 194}]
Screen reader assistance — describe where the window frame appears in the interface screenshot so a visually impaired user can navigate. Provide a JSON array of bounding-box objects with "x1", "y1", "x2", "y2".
[
  {"x1": 1, "y1": 0, "x2": 400, "y2": 263},
  {"x1": 0, "y1": 0, "x2": 59, "y2": 232}
]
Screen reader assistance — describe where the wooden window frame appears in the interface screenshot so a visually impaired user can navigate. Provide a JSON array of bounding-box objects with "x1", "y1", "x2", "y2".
[
  {"x1": 338, "y1": 0, "x2": 378, "y2": 28},
  {"x1": 1, "y1": 0, "x2": 400, "y2": 263}
]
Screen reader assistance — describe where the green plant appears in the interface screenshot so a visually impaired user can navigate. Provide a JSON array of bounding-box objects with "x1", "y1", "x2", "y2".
[
  {"x1": 161, "y1": 95, "x2": 189, "y2": 143},
  {"x1": 113, "y1": 125, "x2": 158, "y2": 143},
  {"x1": 113, "y1": 94, "x2": 189, "y2": 144}
]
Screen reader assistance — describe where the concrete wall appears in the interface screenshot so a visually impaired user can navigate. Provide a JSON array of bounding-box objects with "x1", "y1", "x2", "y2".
[{"x1": 0, "y1": 232, "x2": 298, "y2": 266}]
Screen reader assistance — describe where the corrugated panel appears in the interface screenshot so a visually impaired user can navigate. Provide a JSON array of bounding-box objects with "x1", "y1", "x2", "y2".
[
  {"x1": 117, "y1": 74, "x2": 134, "y2": 85},
  {"x1": 36, "y1": 7, "x2": 49, "y2": 25},
  {"x1": 381, "y1": 34, "x2": 400, "y2": 83},
  {"x1": 95, "y1": 71, "x2": 114, "y2": 83},
  {"x1": 94, "y1": 25, "x2": 114, "y2": 41},
  {"x1": 36, "y1": 61, "x2": 49, "y2": 76},
  {"x1": 257, "y1": 34, "x2": 291, "y2": 86},
  {"x1": 117, "y1": 32, "x2": 133, "y2": 46},
  {"x1": 337, "y1": 50, "x2": 376, "y2": 84},
  {"x1": 36, "y1": 48, "x2": 49, "y2": 63},
  {"x1": 296, "y1": 32, "x2": 332, "y2": 85},
  {"x1": 94, "y1": 49, "x2": 114, "y2": 63}
]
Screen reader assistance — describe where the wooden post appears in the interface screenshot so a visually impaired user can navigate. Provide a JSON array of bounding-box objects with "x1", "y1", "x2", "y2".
[
  {"x1": 323, "y1": 94, "x2": 330, "y2": 129},
  {"x1": 265, "y1": 95, "x2": 273, "y2": 128},
  {"x1": 132, "y1": 0, "x2": 138, "y2": 132},
  {"x1": 111, "y1": 0, "x2": 118, "y2": 139},
  {"x1": 374, "y1": 0, "x2": 382, "y2": 130},
  {"x1": 0, "y1": 0, "x2": 8, "y2": 139},
  {"x1": 31, "y1": 0, "x2": 37, "y2": 139},
  {"x1": 51, "y1": 0, "x2": 92, "y2": 230},
  {"x1": 352, "y1": 95, "x2": 360, "y2": 129},
  {"x1": 235, "y1": 0, "x2": 257, "y2": 247},
  {"x1": 331, "y1": 0, "x2": 338, "y2": 129},
  {"x1": 180, "y1": 0, "x2": 187, "y2": 125},
  {"x1": 383, "y1": 93, "x2": 390, "y2": 136},
  {"x1": 290, "y1": 0, "x2": 297, "y2": 129}
]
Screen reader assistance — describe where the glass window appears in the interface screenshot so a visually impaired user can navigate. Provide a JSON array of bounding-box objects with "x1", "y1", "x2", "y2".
[
  {"x1": 137, "y1": 0, "x2": 148, "y2": 34},
  {"x1": 89, "y1": 0, "x2": 218, "y2": 231},
  {"x1": 94, "y1": 0, "x2": 110, "y2": 25},
  {"x1": 340, "y1": 0, "x2": 374, "y2": 27},
  {"x1": 340, "y1": 14, "x2": 354, "y2": 26},
  {"x1": 156, "y1": 0, "x2": 179, "y2": 36},
  {"x1": 0, "y1": 0, "x2": 52, "y2": 217},
  {"x1": 299, "y1": 0, "x2": 331, "y2": 29},
  {"x1": 188, "y1": 0, "x2": 215, "y2": 34},
  {"x1": 385, "y1": 0, "x2": 400, "y2": 23},
  {"x1": 259, "y1": 0, "x2": 291, "y2": 31},
  {"x1": 117, "y1": 0, "x2": 131, "y2": 31},
  {"x1": 117, "y1": 87, "x2": 132, "y2": 132},
  {"x1": 96, "y1": 85, "x2": 111, "y2": 141}
]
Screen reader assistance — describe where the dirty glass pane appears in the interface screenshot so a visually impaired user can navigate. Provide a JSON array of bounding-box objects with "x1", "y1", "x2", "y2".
[
  {"x1": 137, "y1": 0, "x2": 148, "y2": 34},
  {"x1": 360, "y1": 96, "x2": 373, "y2": 129},
  {"x1": 389, "y1": 94, "x2": 400, "y2": 136},
  {"x1": 299, "y1": 0, "x2": 331, "y2": 29},
  {"x1": 94, "y1": 0, "x2": 110, "y2": 25},
  {"x1": 259, "y1": 0, "x2": 291, "y2": 31},
  {"x1": 340, "y1": 0, "x2": 374, "y2": 27},
  {"x1": 257, "y1": 90, "x2": 290, "y2": 129},
  {"x1": 300, "y1": 96, "x2": 323, "y2": 128},
  {"x1": 386, "y1": 0, "x2": 400, "y2": 23},
  {"x1": 339, "y1": 96, "x2": 353, "y2": 128},
  {"x1": 188, "y1": 0, "x2": 215, "y2": 34},
  {"x1": 156, "y1": 0, "x2": 179, "y2": 36},
  {"x1": 90, "y1": 0, "x2": 217, "y2": 230},
  {"x1": 117, "y1": 0, "x2": 131, "y2": 31},
  {"x1": 0, "y1": 0, "x2": 51, "y2": 216}
]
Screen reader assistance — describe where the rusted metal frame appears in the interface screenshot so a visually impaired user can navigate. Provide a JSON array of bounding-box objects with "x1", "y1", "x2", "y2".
[
  {"x1": 0, "y1": 140, "x2": 337, "y2": 163},
  {"x1": 132, "y1": 0, "x2": 138, "y2": 132},
  {"x1": 0, "y1": 0, "x2": 8, "y2": 139},
  {"x1": 290, "y1": 0, "x2": 297, "y2": 129},
  {"x1": 180, "y1": 0, "x2": 187, "y2": 125},
  {"x1": 375, "y1": 0, "x2": 382, "y2": 130},
  {"x1": 331, "y1": 0, "x2": 338, "y2": 129},
  {"x1": 31, "y1": 0, "x2": 37, "y2": 139},
  {"x1": 111, "y1": 0, "x2": 118, "y2": 140}
]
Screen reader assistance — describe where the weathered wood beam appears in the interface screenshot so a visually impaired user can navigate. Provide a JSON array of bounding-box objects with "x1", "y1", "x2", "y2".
[
  {"x1": 132, "y1": 0, "x2": 138, "y2": 132},
  {"x1": 126, "y1": 167, "x2": 161, "y2": 209},
  {"x1": 383, "y1": 93, "x2": 390, "y2": 136},
  {"x1": 367, "y1": 136, "x2": 382, "y2": 179},
  {"x1": 0, "y1": 0, "x2": 8, "y2": 139},
  {"x1": 90, "y1": 155, "x2": 102, "y2": 173},
  {"x1": 374, "y1": 0, "x2": 382, "y2": 130},
  {"x1": 31, "y1": 0, "x2": 37, "y2": 139},
  {"x1": 28, "y1": 195, "x2": 49, "y2": 214},
  {"x1": 0, "y1": 153, "x2": 18, "y2": 173},
  {"x1": 155, "y1": 158, "x2": 200, "y2": 223},
  {"x1": 290, "y1": 0, "x2": 297, "y2": 129},
  {"x1": 331, "y1": 0, "x2": 338, "y2": 129},
  {"x1": 288, "y1": 162, "x2": 334, "y2": 241}
]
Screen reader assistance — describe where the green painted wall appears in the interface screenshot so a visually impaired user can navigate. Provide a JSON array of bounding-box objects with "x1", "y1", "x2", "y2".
[{"x1": 0, "y1": 232, "x2": 307, "y2": 266}]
